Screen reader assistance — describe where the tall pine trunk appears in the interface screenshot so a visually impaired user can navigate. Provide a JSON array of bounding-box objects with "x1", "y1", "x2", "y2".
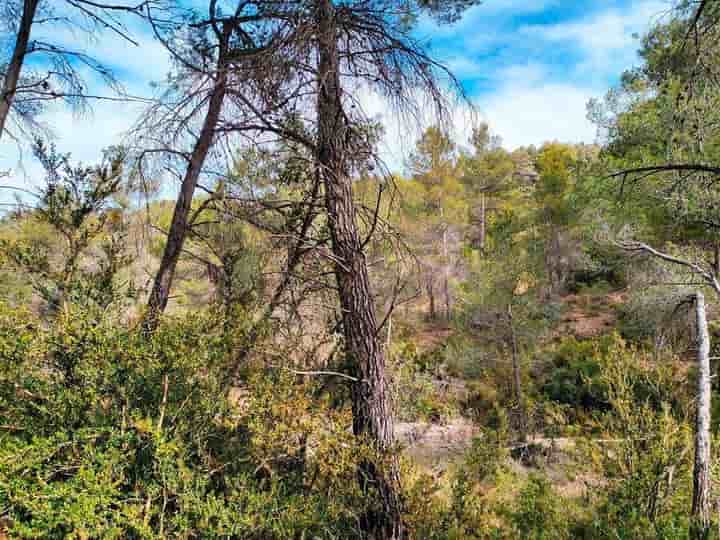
[
  {"x1": 143, "y1": 51, "x2": 228, "y2": 334},
  {"x1": 0, "y1": 0, "x2": 39, "y2": 139},
  {"x1": 316, "y1": 1, "x2": 403, "y2": 537},
  {"x1": 691, "y1": 291, "x2": 712, "y2": 540}
]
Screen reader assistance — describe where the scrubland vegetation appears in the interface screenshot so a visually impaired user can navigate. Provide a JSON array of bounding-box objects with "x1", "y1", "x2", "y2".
[{"x1": 2, "y1": 0, "x2": 720, "y2": 538}]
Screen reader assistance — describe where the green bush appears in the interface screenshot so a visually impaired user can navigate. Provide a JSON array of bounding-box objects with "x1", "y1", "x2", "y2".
[
  {"x1": 576, "y1": 338, "x2": 697, "y2": 540},
  {"x1": 442, "y1": 336, "x2": 493, "y2": 380},
  {"x1": 390, "y1": 340, "x2": 459, "y2": 422},
  {"x1": 540, "y1": 334, "x2": 685, "y2": 423},
  {"x1": 541, "y1": 336, "x2": 611, "y2": 414},
  {"x1": 463, "y1": 420, "x2": 509, "y2": 484},
  {"x1": 0, "y1": 305, "x2": 369, "y2": 538},
  {"x1": 507, "y1": 475, "x2": 570, "y2": 540}
]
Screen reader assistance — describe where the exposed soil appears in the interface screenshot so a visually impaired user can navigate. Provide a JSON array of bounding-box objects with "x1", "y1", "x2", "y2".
[
  {"x1": 396, "y1": 418, "x2": 478, "y2": 470},
  {"x1": 411, "y1": 325, "x2": 454, "y2": 354},
  {"x1": 397, "y1": 418, "x2": 602, "y2": 498},
  {"x1": 555, "y1": 291, "x2": 625, "y2": 339}
]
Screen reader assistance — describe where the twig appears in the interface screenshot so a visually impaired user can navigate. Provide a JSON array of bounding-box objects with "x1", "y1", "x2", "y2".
[
  {"x1": 157, "y1": 373, "x2": 169, "y2": 433},
  {"x1": 271, "y1": 364, "x2": 358, "y2": 382}
]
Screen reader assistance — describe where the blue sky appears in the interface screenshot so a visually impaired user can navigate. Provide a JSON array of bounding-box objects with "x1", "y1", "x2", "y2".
[
  {"x1": 0, "y1": 0, "x2": 672, "y2": 193},
  {"x1": 406, "y1": 0, "x2": 671, "y2": 152}
]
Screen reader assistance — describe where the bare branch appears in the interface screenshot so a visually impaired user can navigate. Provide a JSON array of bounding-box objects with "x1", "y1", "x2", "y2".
[{"x1": 616, "y1": 239, "x2": 720, "y2": 296}]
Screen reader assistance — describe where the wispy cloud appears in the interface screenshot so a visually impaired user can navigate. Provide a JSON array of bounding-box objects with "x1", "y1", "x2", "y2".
[{"x1": 409, "y1": 0, "x2": 670, "y2": 150}]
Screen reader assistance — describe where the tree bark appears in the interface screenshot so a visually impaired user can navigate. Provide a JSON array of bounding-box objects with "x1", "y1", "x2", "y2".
[
  {"x1": 426, "y1": 275, "x2": 436, "y2": 320},
  {"x1": 316, "y1": 1, "x2": 403, "y2": 537},
  {"x1": 0, "y1": 0, "x2": 39, "y2": 139},
  {"x1": 691, "y1": 291, "x2": 712, "y2": 540},
  {"x1": 386, "y1": 313, "x2": 392, "y2": 352},
  {"x1": 143, "y1": 47, "x2": 229, "y2": 334}
]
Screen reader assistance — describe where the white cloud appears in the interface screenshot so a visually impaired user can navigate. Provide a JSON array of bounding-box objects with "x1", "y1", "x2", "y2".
[
  {"x1": 459, "y1": 1, "x2": 669, "y2": 152},
  {"x1": 494, "y1": 63, "x2": 548, "y2": 86},
  {"x1": 355, "y1": 81, "x2": 596, "y2": 170},
  {"x1": 529, "y1": 1, "x2": 670, "y2": 51},
  {"x1": 354, "y1": 84, "x2": 482, "y2": 174},
  {"x1": 480, "y1": 82, "x2": 597, "y2": 149},
  {"x1": 416, "y1": 0, "x2": 561, "y2": 38},
  {"x1": 519, "y1": 0, "x2": 671, "y2": 79},
  {"x1": 444, "y1": 57, "x2": 483, "y2": 79},
  {"x1": 459, "y1": 61, "x2": 596, "y2": 149},
  {"x1": 353, "y1": 57, "x2": 596, "y2": 171}
]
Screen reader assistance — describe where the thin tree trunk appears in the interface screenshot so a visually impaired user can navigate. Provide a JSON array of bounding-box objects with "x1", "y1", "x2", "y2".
[
  {"x1": 143, "y1": 49, "x2": 228, "y2": 334},
  {"x1": 0, "y1": 0, "x2": 39, "y2": 139},
  {"x1": 316, "y1": 1, "x2": 403, "y2": 537},
  {"x1": 443, "y1": 270, "x2": 451, "y2": 320},
  {"x1": 427, "y1": 276, "x2": 436, "y2": 320},
  {"x1": 508, "y1": 303, "x2": 526, "y2": 443},
  {"x1": 547, "y1": 226, "x2": 566, "y2": 296},
  {"x1": 231, "y1": 183, "x2": 321, "y2": 372},
  {"x1": 479, "y1": 192, "x2": 486, "y2": 253},
  {"x1": 544, "y1": 221, "x2": 556, "y2": 297},
  {"x1": 386, "y1": 313, "x2": 392, "y2": 352},
  {"x1": 691, "y1": 291, "x2": 712, "y2": 540},
  {"x1": 442, "y1": 223, "x2": 451, "y2": 320}
]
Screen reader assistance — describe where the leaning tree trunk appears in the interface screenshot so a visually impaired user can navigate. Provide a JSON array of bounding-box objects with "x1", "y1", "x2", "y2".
[
  {"x1": 691, "y1": 291, "x2": 712, "y2": 540},
  {"x1": 142, "y1": 57, "x2": 228, "y2": 334},
  {"x1": 316, "y1": 1, "x2": 404, "y2": 538},
  {"x1": 0, "y1": 0, "x2": 39, "y2": 139},
  {"x1": 232, "y1": 188, "x2": 320, "y2": 372}
]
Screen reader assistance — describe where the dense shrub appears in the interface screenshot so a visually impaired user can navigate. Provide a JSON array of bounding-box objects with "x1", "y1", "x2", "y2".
[
  {"x1": 575, "y1": 338, "x2": 696, "y2": 540},
  {"x1": 541, "y1": 334, "x2": 686, "y2": 422},
  {"x1": 541, "y1": 336, "x2": 611, "y2": 414},
  {"x1": 507, "y1": 475, "x2": 570, "y2": 540},
  {"x1": 390, "y1": 340, "x2": 459, "y2": 422},
  {"x1": 0, "y1": 304, "x2": 370, "y2": 538},
  {"x1": 442, "y1": 336, "x2": 498, "y2": 380}
]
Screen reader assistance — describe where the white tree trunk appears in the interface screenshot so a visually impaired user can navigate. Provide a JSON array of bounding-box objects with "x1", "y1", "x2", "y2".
[{"x1": 691, "y1": 291, "x2": 712, "y2": 539}]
